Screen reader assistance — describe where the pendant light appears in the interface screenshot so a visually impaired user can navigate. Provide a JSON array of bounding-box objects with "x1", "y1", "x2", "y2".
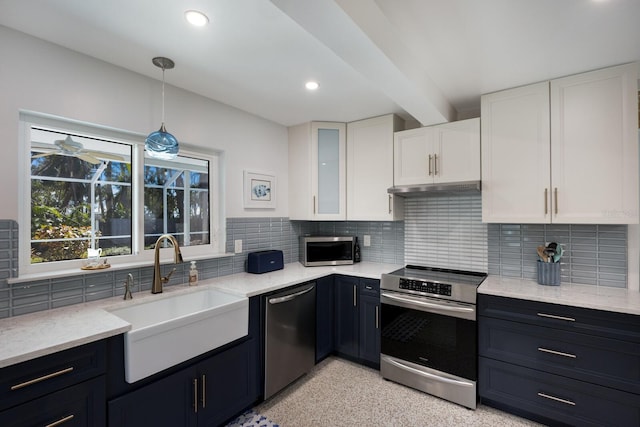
[{"x1": 145, "y1": 57, "x2": 179, "y2": 159}]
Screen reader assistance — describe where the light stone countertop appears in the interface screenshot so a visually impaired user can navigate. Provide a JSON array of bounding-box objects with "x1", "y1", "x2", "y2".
[
  {"x1": 0, "y1": 262, "x2": 402, "y2": 369},
  {"x1": 478, "y1": 275, "x2": 640, "y2": 316}
]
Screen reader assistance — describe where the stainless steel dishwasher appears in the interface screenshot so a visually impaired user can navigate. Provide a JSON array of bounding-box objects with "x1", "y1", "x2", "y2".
[{"x1": 264, "y1": 282, "x2": 316, "y2": 399}]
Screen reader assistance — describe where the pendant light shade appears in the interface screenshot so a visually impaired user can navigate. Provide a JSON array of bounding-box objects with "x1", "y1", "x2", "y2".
[{"x1": 146, "y1": 57, "x2": 179, "y2": 159}]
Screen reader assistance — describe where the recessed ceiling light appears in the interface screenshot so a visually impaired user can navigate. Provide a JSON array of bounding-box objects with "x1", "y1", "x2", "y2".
[
  {"x1": 305, "y1": 81, "x2": 319, "y2": 90},
  {"x1": 185, "y1": 10, "x2": 209, "y2": 27}
]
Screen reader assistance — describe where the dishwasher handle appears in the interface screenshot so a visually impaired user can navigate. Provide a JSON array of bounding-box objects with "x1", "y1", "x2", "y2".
[{"x1": 268, "y1": 284, "x2": 315, "y2": 304}]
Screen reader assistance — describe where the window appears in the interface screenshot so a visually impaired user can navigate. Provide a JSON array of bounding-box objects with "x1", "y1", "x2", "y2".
[{"x1": 19, "y1": 112, "x2": 223, "y2": 276}]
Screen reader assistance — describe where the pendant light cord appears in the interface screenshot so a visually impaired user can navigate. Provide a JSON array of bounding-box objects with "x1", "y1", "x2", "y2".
[{"x1": 161, "y1": 66, "x2": 166, "y2": 127}]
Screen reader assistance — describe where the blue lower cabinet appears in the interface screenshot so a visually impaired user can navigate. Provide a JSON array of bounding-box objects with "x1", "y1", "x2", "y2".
[
  {"x1": 108, "y1": 297, "x2": 262, "y2": 427},
  {"x1": 108, "y1": 339, "x2": 258, "y2": 427},
  {"x1": 316, "y1": 275, "x2": 335, "y2": 363},
  {"x1": 480, "y1": 357, "x2": 640, "y2": 427},
  {"x1": 478, "y1": 294, "x2": 640, "y2": 426},
  {"x1": 333, "y1": 275, "x2": 381, "y2": 369},
  {"x1": 0, "y1": 376, "x2": 106, "y2": 427}
]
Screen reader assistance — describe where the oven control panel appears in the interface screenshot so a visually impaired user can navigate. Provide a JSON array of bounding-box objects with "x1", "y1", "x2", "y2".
[{"x1": 399, "y1": 278, "x2": 452, "y2": 296}]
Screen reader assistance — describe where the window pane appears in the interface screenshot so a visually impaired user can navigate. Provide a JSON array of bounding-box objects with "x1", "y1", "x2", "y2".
[
  {"x1": 144, "y1": 155, "x2": 210, "y2": 248},
  {"x1": 30, "y1": 128, "x2": 132, "y2": 264}
]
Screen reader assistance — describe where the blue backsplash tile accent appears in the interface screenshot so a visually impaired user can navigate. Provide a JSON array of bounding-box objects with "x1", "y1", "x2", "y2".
[
  {"x1": 0, "y1": 214, "x2": 629, "y2": 318},
  {"x1": 487, "y1": 223, "x2": 627, "y2": 287}
]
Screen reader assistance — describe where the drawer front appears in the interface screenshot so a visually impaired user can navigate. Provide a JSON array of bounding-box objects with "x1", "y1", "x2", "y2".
[
  {"x1": 479, "y1": 294, "x2": 640, "y2": 343},
  {"x1": 0, "y1": 376, "x2": 106, "y2": 427},
  {"x1": 479, "y1": 357, "x2": 640, "y2": 427},
  {"x1": 479, "y1": 316, "x2": 640, "y2": 394},
  {"x1": 359, "y1": 278, "x2": 380, "y2": 297},
  {"x1": 0, "y1": 340, "x2": 106, "y2": 412}
]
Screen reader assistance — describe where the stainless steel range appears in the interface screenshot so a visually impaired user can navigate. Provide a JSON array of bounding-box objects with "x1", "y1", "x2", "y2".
[{"x1": 380, "y1": 265, "x2": 487, "y2": 409}]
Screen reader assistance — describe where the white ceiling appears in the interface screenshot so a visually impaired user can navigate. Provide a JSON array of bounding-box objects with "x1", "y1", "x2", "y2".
[{"x1": 0, "y1": 0, "x2": 638, "y2": 127}]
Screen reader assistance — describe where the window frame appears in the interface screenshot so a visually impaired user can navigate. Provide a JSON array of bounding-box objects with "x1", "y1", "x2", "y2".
[{"x1": 18, "y1": 111, "x2": 225, "y2": 278}]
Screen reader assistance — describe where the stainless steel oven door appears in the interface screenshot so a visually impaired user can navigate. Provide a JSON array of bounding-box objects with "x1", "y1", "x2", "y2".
[{"x1": 380, "y1": 291, "x2": 477, "y2": 381}]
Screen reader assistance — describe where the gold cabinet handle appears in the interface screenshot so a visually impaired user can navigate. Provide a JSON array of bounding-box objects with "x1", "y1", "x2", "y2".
[
  {"x1": 554, "y1": 188, "x2": 558, "y2": 215},
  {"x1": 538, "y1": 347, "x2": 577, "y2": 359},
  {"x1": 537, "y1": 312, "x2": 576, "y2": 322},
  {"x1": 11, "y1": 367, "x2": 74, "y2": 390},
  {"x1": 537, "y1": 392, "x2": 575, "y2": 406},
  {"x1": 434, "y1": 154, "x2": 439, "y2": 176},
  {"x1": 193, "y1": 378, "x2": 198, "y2": 413},
  {"x1": 375, "y1": 306, "x2": 379, "y2": 329},
  {"x1": 46, "y1": 415, "x2": 75, "y2": 427},
  {"x1": 544, "y1": 188, "x2": 548, "y2": 215},
  {"x1": 428, "y1": 154, "x2": 432, "y2": 176},
  {"x1": 201, "y1": 374, "x2": 206, "y2": 409}
]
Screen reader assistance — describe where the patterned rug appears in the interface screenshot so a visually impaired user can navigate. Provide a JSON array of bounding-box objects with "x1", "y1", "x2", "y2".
[{"x1": 225, "y1": 410, "x2": 279, "y2": 427}]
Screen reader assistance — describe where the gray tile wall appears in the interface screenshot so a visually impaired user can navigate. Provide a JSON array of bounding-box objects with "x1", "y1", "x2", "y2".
[
  {"x1": 404, "y1": 194, "x2": 487, "y2": 272},
  {"x1": 0, "y1": 217, "x2": 403, "y2": 318},
  {"x1": 488, "y1": 224, "x2": 628, "y2": 287}
]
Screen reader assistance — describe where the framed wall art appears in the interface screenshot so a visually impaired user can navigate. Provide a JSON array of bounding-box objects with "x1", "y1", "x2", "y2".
[{"x1": 243, "y1": 170, "x2": 276, "y2": 209}]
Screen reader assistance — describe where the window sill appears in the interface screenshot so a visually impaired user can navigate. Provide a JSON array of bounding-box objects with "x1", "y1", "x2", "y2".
[{"x1": 7, "y1": 252, "x2": 237, "y2": 285}]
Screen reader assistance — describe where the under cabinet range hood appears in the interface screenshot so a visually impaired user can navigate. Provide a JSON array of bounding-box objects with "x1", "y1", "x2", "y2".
[{"x1": 387, "y1": 180, "x2": 481, "y2": 197}]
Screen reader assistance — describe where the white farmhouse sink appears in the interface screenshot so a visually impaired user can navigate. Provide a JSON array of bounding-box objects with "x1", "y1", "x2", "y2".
[{"x1": 108, "y1": 288, "x2": 248, "y2": 383}]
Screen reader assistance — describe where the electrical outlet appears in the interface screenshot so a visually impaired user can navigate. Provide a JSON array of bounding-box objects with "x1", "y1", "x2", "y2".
[
  {"x1": 363, "y1": 235, "x2": 371, "y2": 247},
  {"x1": 234, "y1": 239, "x2": 242, "y2": 253}
]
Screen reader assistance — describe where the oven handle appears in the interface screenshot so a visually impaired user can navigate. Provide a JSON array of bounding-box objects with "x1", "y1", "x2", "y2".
[
  {"x1": 382, "y1": 356, "x2": 475, "y2": 388},
  {"x1": 381, "y1": 292, "x2": 475, "y2": 314}
]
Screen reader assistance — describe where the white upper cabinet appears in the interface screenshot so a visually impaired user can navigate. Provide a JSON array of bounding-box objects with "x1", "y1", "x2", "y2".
[
  {"x1": 347, "y1": 114, "x2": 404, "y2": 221},
  {"x1": 481, "y1": 82, "x2": 551, "y2": 223},
  {"x1": 394, "y1": 118, "x2": 480, "y2": 186},
  {"x1": 482, "y1": 63, "x2": 638, "y2": 224},
  {"x1": 288, "y1": 121, "x2": 346, "y2": 220},
  {"x1": 550, "y1": 64, "x2": 638, "y2": 224}
]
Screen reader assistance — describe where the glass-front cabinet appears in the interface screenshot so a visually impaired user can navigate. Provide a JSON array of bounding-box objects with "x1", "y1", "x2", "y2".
[{"x1": 289, "y1": 121, "x2": 346, "y2": 220}]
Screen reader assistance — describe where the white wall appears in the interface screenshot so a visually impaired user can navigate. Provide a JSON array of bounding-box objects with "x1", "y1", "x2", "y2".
[{"x1": 0, "y1": 25, "x2": 289, "y2": 220}]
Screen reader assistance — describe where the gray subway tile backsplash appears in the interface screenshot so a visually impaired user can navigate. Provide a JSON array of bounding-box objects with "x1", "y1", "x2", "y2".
[{"x1": 0, "y1": 204, "x2": 632, "y2": 317}]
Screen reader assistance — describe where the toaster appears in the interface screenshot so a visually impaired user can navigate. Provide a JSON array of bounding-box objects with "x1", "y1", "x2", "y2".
[{"x1": 247, "y1": 250, "x2": 284, "y2": 274}]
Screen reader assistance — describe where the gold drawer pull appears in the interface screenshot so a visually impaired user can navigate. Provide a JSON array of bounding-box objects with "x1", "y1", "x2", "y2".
[
  {"x1": 538, "y1": 347, "x2": 577, "y2": 359},
  {"x1": 193, "y1": 378, "x2": 199, "y2": 413},
  {"x1": 11, "y1": 367, "x2": 74, "y2": 390},
  {"x1": 537, "y1": 313, "x2": 576, "y2": 322},
  {"x1": 201, "y1": 374, "x2": 206, "y2": 409},
  {"x1": 46, "y1": 415, "x2": 74, "y2": 427},
  {"x1": 537, "y1": 392, "x2": 576, "y2": 406}
]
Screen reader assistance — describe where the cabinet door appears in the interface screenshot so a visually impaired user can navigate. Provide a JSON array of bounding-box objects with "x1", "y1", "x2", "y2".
[
  {"x1": 316, "y1": 275, "x2": 335, "y2": 363},
  {"x1": 550, "y1": 63, "x2": 638, "y2": 224},
  {"x1": 198, "y1": 339, "x2": 259, "y2": 427},
  {"x1": 358, "y1": 280, "x2": 380, "y2": 368},
  {"x1": 347, "y1": 115, "x2": 404, "y2": 220},
  {"x1": 108, "y1": 368, "x2": 196, "y2": 427},
  {"x1": 311, "y1": 122, "x2": 346, "y2": 220},
  {"x1": 393, "y1": 127, "x2": 432, "y2": 186},
  {"x1": 481, "y1": 82, "x2": 551, "y2": 223},
  {"x1": 0, "y1": 377, "x2": 106, "y2": 427},
  {"x1": 433, "y1": 118, "x2": 480, "y2": 183},
  {"x1": 333, "y1": 276, "x2": 359, "y2": 359}
]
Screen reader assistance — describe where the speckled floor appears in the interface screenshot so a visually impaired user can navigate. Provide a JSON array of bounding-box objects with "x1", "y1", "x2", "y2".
[{"x1": 255, "y1": 357, "x2": 542, "y2": 427}]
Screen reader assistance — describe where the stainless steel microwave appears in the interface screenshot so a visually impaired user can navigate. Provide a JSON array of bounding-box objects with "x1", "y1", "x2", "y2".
[{"x1": 301, "y1": 236, "x2": 355, "y2": 267}]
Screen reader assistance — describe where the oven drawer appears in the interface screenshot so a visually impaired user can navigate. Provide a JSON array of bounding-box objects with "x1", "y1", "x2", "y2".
[
  {"x1": 479, "y1": 316, "x2": 640, "y2": 394},
  {"x1": 479, "y1": 357, "x2": 640, "y2": 427},
  {"x1": 478, "y1": 294, "x2": 640, "y2": 343}
]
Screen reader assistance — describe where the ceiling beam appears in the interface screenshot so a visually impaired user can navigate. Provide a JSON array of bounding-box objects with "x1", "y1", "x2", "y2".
[{"x1": 270, "y1": 0, "x2": 455, "y2": 125}]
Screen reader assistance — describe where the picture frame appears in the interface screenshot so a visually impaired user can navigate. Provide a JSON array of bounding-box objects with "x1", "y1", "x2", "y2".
[{"x1": 243, "y1": 170, "x2": 276, "y2": 209}]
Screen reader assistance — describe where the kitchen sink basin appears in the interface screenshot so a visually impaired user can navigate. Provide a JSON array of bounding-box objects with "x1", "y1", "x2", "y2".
[{"x1": 108, "y1": 288, "x2": 248, "y2": 383}]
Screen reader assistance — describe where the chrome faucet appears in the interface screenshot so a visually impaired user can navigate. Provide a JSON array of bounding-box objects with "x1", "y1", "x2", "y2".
[{"x1": 152, "y1": 234, "x2": 184, "y2": 294}]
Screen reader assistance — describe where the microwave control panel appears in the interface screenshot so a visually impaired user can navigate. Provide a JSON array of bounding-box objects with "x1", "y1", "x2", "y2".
[{"x1": 398, "y1": 278, "x2": 452, "y2": 296}]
